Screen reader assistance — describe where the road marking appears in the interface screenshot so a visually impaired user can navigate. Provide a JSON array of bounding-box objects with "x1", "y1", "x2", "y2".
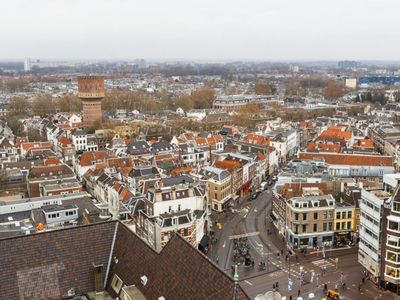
[
  {"x1": 223, "y1": 241, "x2": 226, "y2": 248},
  {"x1": 244, "y1": 280, "x2": 253, "y2": 286}
]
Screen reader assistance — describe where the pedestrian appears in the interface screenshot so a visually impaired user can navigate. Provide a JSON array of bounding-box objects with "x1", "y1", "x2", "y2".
[
  {"x1": 251, "y1": 260, "x2": 254, "y2": 268},
  {"x1": 276, "y1": 281, "x2": 279, "y2": 291},
  {"x1": 273, "y1": 284, "x2": 275, "y2": 292},
  {"x1": 282, "y1": 237, "x2": 285, "y2": 242},
  {"x1": 297, "y1": 288, "x2": 301, "y2": 297},
  {"x1": 335, "y1": 283, "x2": 338, "y2": 292},
  {"x1": 324, "y1": 283, "x2": 327, "y2": 292},
  {"x1": 296, "y1": 254, "x2": 298, "y2": 260},
  {"x1": 362, "y1": 276, "x2": 365, "y2": 284},
  {"x1": 358, "y1": 282, "x2": 362, "y2": 292},
  {"x1": 342, "y1": 282, "x2": 346, "y2": 290},
  {"x1": 289, "y1": 296, "x2": 292, "y2": 300}
]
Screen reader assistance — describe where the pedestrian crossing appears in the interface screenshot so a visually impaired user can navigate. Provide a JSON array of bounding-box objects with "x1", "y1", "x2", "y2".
[{"x1": 270, "y1": 258, "x2": 337, "y2": 278}]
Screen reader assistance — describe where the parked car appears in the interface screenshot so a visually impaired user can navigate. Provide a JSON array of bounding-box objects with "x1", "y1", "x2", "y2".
[
  {"x1": 272, "y1": 176, "x2": 277, "y2": 181},
  {"x1": 267, "y1": 180, "x2": 273, "y2": 186},
  {"x1": 259, "y1": 182, "x2": 267, "y2": 190}
]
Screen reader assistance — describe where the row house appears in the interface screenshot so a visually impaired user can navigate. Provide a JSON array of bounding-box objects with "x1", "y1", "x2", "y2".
[
  {"x1": 369, "y1": 125, "x2": 400, "y2": 155},
  {"x1": 71, "y1": 129, "x2": 87, "y2": 152},
  {"x1": 74, "y1": 151, "x2": 110, "y2": 179},
  {"x1": 299, "y1": 152, "x2": 394, "y2": 188},
  {"x1": 225, "y1": 153, "x2": 256, "y2": 192},
  {"x1": 138, "y1": 182, "x2": 208, "y2": 252},
  {"x1": 57, "y1": 136, "x2": 75, "y2": 163},
  {"x1": 27, "y1": 164, "x2": 76, "y2": 198},
  {"x1": 20, "y1": 141, "x2": 52, "y2": 159},
  {"x1": 197, "y1": 165, "x2": 232, "y2": 212},
  {"x1": 214, "y1": 158, "x2": 244, "y2": 199},
  {"x1": 268, "y1": 128, "x2": 299, "y2": 163},
  {"x1": 179, "y1": 143, "x2": 210, "y2": 166}
]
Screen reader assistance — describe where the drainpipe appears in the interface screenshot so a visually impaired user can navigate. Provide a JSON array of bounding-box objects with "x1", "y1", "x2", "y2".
[{"x1": 104, "y1": 222, "x2": 119, "y2": 288}]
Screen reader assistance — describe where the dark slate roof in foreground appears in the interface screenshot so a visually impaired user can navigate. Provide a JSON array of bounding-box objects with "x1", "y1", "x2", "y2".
[{"x1": 0, "y1": 221, "x2": 249, "y2": 300}]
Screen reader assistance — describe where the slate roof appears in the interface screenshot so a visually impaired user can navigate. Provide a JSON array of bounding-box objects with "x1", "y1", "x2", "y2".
[{"x1": 0, "y1": 221, "x2": 249, "y2": 300}]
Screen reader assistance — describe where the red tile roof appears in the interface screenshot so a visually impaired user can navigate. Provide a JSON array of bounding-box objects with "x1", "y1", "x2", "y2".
[
  {"x1": 299, "y1": 152, "x2": 393, "y2": 166},
  {"x1": 353, "y1": 139, "x2": 374, "y2": 148}
]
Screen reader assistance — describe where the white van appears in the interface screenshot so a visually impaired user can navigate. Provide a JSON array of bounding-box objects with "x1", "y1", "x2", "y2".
[{"x1": 260, "y1": 182, "x2": 268, "y2": 190}]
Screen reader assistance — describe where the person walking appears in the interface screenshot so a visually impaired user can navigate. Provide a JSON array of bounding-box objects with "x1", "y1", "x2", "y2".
[
  {"x1": 335, "y1": 283, "x2": 338, "y2": 292},
  {"x1": 273, "y1": 284, "x2": 276, "y2": 292},
  {"x1": 297, "y1": 288, "x2": 301, "y2": 297},
  {"x1": 342, "y1": 282, "x2": 346, "y2": 290},
  {"x1": 358, "y1": 282, "x2": 362, "y2": 292},
  {"x1": 362, "y1": 276, "x2": 365, "y2": 284},
  {"x1": 324, "y1": 283, "x2": 328, "y2": 292}
]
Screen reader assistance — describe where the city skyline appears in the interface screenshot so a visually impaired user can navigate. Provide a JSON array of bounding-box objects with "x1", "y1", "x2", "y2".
[{"x1": 1, "y1": 0, "x2": 399, "y2": 61}]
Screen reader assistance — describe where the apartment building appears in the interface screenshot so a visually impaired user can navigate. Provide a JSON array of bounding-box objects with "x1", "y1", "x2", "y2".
[
  {"x1": 198, "y1": 166, "x2": 232, "y2": 212},
  {"x1": 284, "y1": 194, "x2": 336, "y2": 249},
  {"x1": 334, "y1": 202, "x2": 355, "y2": 243}
]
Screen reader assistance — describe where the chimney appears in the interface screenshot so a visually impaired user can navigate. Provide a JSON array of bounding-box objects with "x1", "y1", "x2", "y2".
[
  {"x1": 171, "y1": 186, "x2": 176, "y2": 199},
  {"x1": 155, "y1": 188, "x2": 162, "y2": 202},
  {"x1": 188, "y1": 183, "x2": 194, "y2": 197}
]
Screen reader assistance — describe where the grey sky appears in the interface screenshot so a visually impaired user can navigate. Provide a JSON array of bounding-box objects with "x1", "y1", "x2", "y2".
[{"x1": 1, "y1": 0, "x2": 399, "y2": 61}]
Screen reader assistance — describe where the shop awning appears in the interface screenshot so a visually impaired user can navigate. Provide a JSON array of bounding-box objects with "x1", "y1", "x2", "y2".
[
  {"x1": 199, "y1": 235, "x2": 210, "y2": 248},
  {"x1": 270, "y1": 214, "x2": 277, "y2": 221}
]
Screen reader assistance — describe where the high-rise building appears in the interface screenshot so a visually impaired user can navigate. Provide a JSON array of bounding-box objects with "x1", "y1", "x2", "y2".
[
  {"x1": 24, "y1": 57, "x2": 30, "y2": 71},
  {"x1": 338, "y1": 60, "x2": 358, "y2": 69},
  {"x1": 77, "y1": 75, "x2": 104, "y2": 130}
]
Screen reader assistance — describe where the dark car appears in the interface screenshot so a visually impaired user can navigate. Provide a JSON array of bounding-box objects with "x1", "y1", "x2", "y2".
[
  {"x1": 249, "y1": 191, "x2": 261, "y2": 201},
  {"x1": 267, "y1": 180, "x2": 273, "y2": 186}
]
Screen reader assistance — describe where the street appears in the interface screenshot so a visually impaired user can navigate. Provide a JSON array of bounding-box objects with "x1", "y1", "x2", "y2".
[{"x1": 207, "y1": 184, "x2": 393, "y2": 300}]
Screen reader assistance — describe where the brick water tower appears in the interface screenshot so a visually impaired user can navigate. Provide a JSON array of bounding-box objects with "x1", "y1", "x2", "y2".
[{"x1": 77, "y1": 75, "x2": 104, "y2": 130}]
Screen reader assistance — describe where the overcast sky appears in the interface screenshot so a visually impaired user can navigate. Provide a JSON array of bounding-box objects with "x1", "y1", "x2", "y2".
[{"x1": 1, "y1": 0, "x2": 399, "y2": 61}]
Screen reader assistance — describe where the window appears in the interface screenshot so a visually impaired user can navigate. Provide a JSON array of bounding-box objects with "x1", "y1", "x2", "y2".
[
  {"x1": 388, "y1": 235, "x2": 400, "y2": 248},
  {"x1": 357, "y1": 213, "x2": 360, "y2": 219},
  {"x1": 329, "y1": 222, "x2": 333, "y2": 231},
  {"x1": 111, "y1": 275, "x2": 123, "y2": 293},
  {"x1": 379, "y1": 170, "x2": 384, "y2": 176},
  {"x1": 342, "y1": 212, "x2": 346, "y2": 219},
  {"x1": 341, "y1": 222, "x2": 346, "y2": 230},
  {"x1": 323, "y1": 212, "x2": 327, "y2": 219},
  {"x1": 379, "y1": 178, "x2": 383, "y2": 184},
  {"x1": 363, "y1": 169, "x2": 367, "y2": 176},
  {"x1": 394, "y1": 202, "x2": 400, "y2": 212},
  {"x1": 329, "y1": 211, "x2": 333, "y2": 219},
  {"x1": 313, "y1": 224, "x2": 318, "y2": 232},
  {"x1": 389, "y1": 221, "x2": 399, "y2": 231},
  {"x1": 302, "y1": 224, "x2": 307, "y2": 233},
  {"x1": 314, "y1": 212, "x2": 318, "y2": 220},
  {"x1": 347, "y1": 221, "x2": 351, "y2": 230},
  {"x1": 368, "y1": 177, "x2": 375, "y2": 182},
  {"x1": 66, "y1": 211, "x2": 76, "y2": 216},
  {"x1": 336, "y1": 222, "x2": 340, "y2": 230},
  {"x1": 302, "y1": 213, "x2": 307, "y2": 221},
  {"x1": 336, "y1": 212, "x2": 341, "y2": 219},
  {"x1": 184, "y1": 228, "x2": 188, "y2": 236},
  {"x1": 48, "y1": 213, "x2": 59, "y2": 219},
  {"x1": 323, "y1": 223, "x2": 327, "y2": 231},
  {"x1": 347, "y1": 211, "x2": 352, "y2": 219},
  {"x1": 294, "y1": 213, "x2": 299, "y2": 221},
  {"x1": 387, "y1": 251, "x2": 400, "y2": 263}
]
